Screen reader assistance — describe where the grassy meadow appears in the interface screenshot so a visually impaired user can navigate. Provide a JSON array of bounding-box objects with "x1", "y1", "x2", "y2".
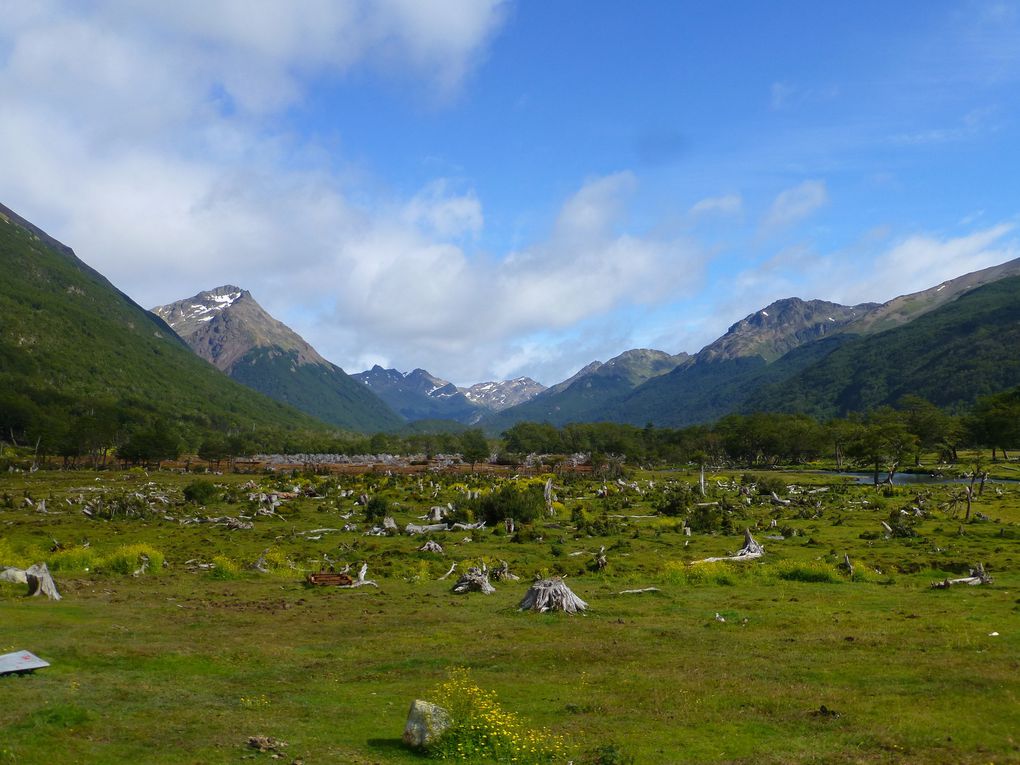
[{"x1": 1, "y1": 465, "x2": 1019, "y2": 764}]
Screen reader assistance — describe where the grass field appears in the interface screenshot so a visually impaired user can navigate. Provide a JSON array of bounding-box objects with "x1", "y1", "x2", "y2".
[{"x1": 2, "y1": 467, "x2": 1019, "y2": 764}]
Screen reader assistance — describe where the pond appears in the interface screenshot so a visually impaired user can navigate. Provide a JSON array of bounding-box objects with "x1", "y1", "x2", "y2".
[{"x1": 827, "y1": 471, "x2": 1019, "y2": 486}]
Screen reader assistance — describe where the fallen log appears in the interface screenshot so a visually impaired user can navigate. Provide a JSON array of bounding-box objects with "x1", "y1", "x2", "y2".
[
  {"x1": 931, "y1": 563, "x2": 992, "y2": 589},
  {"x1": 696, "y1": 529, "x2": 764, "y2": 564}
]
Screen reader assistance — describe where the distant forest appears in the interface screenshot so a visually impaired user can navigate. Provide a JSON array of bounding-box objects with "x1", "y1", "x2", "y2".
[{"x1": 3, "y1": 387, "x2": 1019, "y2": 473}]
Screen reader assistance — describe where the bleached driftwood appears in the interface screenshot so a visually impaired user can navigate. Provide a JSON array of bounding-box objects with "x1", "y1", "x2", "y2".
[
  {"x1": 519, "y1": 577, "x2": 587, "y2": 614},
  {"x1": 339, "y1": 563, "x2": 378, "y2": 588},
  {"x1": 770, "y1": 492, "x2": 791, "y2": 506},
  {"x1": 405, "y1": 523, "x2": 448, "y2": 535},
  {"x1": 544, "y1": 478, "x2": 555, "y2": 516},
  {"x1": 618, "y1": 587, "x2": 660, "y2": 595},
  {"x1": 452, "y1": 565, "x2": 495, "y2": 594},
  {"x1": 931, "y1": 563, "x2": 992, "y2": 589},
  {"x1": 451, "y1": 521, "x2": 485, "y2": 531},
  {"x1": 696, "y1": 529, "x2": 764, "y2": 564},
  {"x1": 591, "y1": 545, "x2": 607, "y2": 572},
  {"x1": 438, "y1": 562, "x2": 457, "y2": 580},
  {"x1": 418, "y1": 540, "x2": 444, "y2": 553}
]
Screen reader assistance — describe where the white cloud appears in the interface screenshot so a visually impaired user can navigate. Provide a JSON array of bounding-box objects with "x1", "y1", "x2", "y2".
[
  {"x1": 763, "y1": 180, "x2": 828, "y2": 230},
  {"x1": 689, "y1": 193, "x2": 742, "y2": 219},
  {"x1": 403, "y1": 180, "x2": 483, "y2": 239},
  {"x1": 0, "y1": 0, "x2": 701, "y2": 385}
]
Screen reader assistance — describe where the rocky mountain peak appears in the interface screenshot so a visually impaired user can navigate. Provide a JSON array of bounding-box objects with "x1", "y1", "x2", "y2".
[
  {"x1": 460, "y1": 377, "x2": 547, "y2": 411},
  {"x1": 152, "y1": 286, "x2": 327, "y2": 372},
  {"x1": 698, "y1": 297, "x2": 878, "y2": 363}
]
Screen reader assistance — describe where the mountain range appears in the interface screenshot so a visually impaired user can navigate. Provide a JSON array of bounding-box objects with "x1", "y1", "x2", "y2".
[
  {"x1": 152, "y1": 287, "x2": 402, "y2": 432},
  {"x1": 4, "y1": 199, "x2": 1020, "y2": 441}
]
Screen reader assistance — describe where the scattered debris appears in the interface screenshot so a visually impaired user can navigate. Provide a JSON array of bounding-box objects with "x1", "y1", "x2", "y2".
[
  {"x1": 417, "y1": 540, "x2": 444, "y2": 553},
  {"x1": 519, "y1": 577, "x2": 587, "y2": 614},
  {"x1": 247, "y1": 735, "x2": 288, "y2": 753}
]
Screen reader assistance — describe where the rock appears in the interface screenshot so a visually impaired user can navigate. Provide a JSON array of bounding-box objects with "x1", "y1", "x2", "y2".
[{"x1": 402, "y1": 699, "x2": 451, "y2": 749}]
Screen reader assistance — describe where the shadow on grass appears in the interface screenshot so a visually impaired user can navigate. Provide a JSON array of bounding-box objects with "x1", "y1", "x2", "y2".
[{"x1": 366, "y1": 737, "x2": 419, "y2": 758}]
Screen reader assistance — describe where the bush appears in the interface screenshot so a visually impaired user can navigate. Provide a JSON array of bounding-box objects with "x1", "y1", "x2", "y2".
[
  {"x1": 209, "y1": 554, "x2": 241, "y2": 579},
  {"x1": 473, "y1": 484, "x2": 545, "y2": 526},
  {"x1": 425, "y1": 668, "x2": 569, "y2": 763},
  {"x1": 183, "y1": 479, "x2": 218, "y2": 505},
  {"x1": 48, "y1": 546, "x2": 100, "y2": 572},
  {"x1": 364, "y1": 495, "x2": 389, "y2": 521},
  {"x1": 100, "y1": 544, "x2": 165, "y2": 575},
  {"x1": 655, "y1": 482, "x2": 694, "y2": 516}
]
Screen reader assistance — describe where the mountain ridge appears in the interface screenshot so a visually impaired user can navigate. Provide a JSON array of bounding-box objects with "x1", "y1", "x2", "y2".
[{"x1": 153, "y1": 286, "x2": 402, "y2": 432}]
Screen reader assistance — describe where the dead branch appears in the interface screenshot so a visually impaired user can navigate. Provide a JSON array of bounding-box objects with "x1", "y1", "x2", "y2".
[{"x1": 696, "y1": 529, "x2": 764, "y2": 564}]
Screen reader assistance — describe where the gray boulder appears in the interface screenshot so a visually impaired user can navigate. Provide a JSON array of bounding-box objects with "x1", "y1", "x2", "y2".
[{"x1": 402, "y1": 699, "x2": 451, "y2": 749}]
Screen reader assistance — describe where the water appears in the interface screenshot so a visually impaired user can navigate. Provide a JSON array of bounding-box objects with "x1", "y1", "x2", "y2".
[{"x1": 828, "y1": 471, "x2": 1019, "y2": 486}]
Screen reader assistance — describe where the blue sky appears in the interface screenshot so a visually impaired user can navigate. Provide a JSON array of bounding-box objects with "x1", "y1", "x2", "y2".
[{"x1": 1, "y1": 1, "x2": 1018, "y2": 385}]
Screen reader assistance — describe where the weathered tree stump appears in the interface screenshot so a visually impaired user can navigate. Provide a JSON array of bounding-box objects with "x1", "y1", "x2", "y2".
[
  {"x1": 418, "y1": 540, "x2": 444, "y2": 553},
  {"x1": 25, "y1": 563, "x2": 62, "y2": 600},
  {"x1": 452, "y1": 566, "x2": 495, "y2": 594},
  {"x1": 491, "y1": 560, "x2": 519, "y2": 582},
  {"x1": 518, "y1": 577, "x2": 587, "y2": 614}
]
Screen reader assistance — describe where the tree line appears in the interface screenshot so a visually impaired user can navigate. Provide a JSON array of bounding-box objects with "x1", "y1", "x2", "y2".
[{"x1": 3, "y1": 386, "x2": 1020, "y2": 470}]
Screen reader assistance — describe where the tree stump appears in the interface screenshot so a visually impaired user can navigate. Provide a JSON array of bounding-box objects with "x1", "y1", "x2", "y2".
[
  {"x1": 452, "y1": 566, "x2": 495, "y2": 594},
  {"x1": 518, "y1": 577, "x2": 587, "y2": 614},
  {"x1": 25, "y1": 563, "x2": 62, "y2": 601}
]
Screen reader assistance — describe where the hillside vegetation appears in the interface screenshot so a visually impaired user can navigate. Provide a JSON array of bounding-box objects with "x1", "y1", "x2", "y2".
[{"x1": 0, "y1": 206, "x2": 324, "y2": 454}]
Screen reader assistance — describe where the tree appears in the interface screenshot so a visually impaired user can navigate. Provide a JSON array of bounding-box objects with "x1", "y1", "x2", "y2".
[
  {"x1": 846, "y1": 408, "x2": 918, "y2": 486},
  {"x1": 459, "y1": 429, "x2": 490, "y2": 471},
  {"x1": 198, "y1": 433, "x2": 230, "y2": 470}
]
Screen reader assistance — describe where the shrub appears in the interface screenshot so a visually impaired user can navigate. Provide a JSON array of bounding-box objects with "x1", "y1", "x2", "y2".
[
  {"x1": 100, "y1": 544, "x2": 165, "y2": 575},
  {"x1": 772, "y1": 561, "x2": 841, "y2": 584},
  {"x1": 426, "y1": 668, "x2": 569, "y2": 763},
  {"x1": 364, "y1": 495, "x2": 390, "y2": 521},
  {"x1": 48, "y1": 546, "x2": 100, "y2": 572},
  {"x1": 473, "y1": 484, "x2": 545, "y2": 526},
  {"x1": 209, "y1": 554, "x2": 241, "y2": 579},
  {"x1": 182, "y1": 479, "x2": 218, "y2": 505},
  {"x1": 655, "y1": 482, "x2": 695, "y2": 516}
]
